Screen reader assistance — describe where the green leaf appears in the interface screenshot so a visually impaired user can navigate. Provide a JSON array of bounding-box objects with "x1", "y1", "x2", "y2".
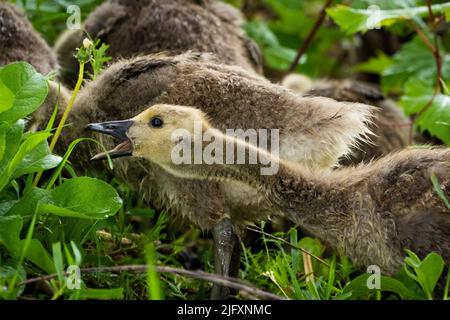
[
  {"x1": 7, "y1": 188, "x2": 51, "y2": 217},
  {"x1": 354, "y1": 52, "x2": 393, "y2": 75},
  {"x1": 52, "y1": 242, "x2": 65, "y2": 283},
  {"x1": 41, "y1": 177, "x2": 122, "y2": 219},
  {"x1": 431, "y1": 174, "x2": 450, "y2": 209},
  {"x1": 0, "y1": 124, "x2": 6, "y2": 162},
  {"x1": 327, "y1": 3, "x2": 450, "y2": 35},
  {"x1": 0, "y1": 215, "x2": 23, "y2": 256},
  {"x1": 21, "y1": 239, "x2": 55, "y2": 274},
  {"x1": 0, "y1": 79, "x2": 14, "y2": 113},
  {"x1": 399, "y1": 79, "x2": 450, "y2": 145},
  {"x1": 445, "y1": 6, "x2": 450, "y2": 22},
  {"x1": 382, "y1": 38, "x2": 442, "y2": 92},
  {"x1": 244, "y1": 20, "x2": 280, "y2": 47},
  {"x1": 0, "y1": 131, "x2": 52, "y2": 191},
  {"x1": 0, "y1": 62, "x2": 48, "y2": 124},
  {"x1": 0, "y1": 121, "x2": 24, "y2": 179},
  {"x1": 12, "y1": 141, "x2": 61, "y2": 178},
  {"x1": 405, "y1": 251, "x2": 445, "y2": 299},
  {"x1": 343, "y1": 273, "x2": 417, "y2": 299},
  {"x1": 263, "y1": 45, "x2": 298, "y2": 71}
]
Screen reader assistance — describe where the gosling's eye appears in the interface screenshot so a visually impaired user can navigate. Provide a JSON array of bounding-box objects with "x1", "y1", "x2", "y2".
[{"x1": 150, "y1": 117, "x2": 164, "y2": 128}]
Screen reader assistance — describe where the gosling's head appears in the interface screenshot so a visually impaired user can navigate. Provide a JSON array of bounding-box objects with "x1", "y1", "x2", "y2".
[{"x1": 87, "y1": 104, "x2": 208, "y2": 169}]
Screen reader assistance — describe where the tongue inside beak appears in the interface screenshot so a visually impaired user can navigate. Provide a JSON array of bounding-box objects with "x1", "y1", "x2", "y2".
[
  {"x1": 91, "y1": 139, "x2": 133, "y2": 161},
  {"x1": 86, "y1": 120, "x2": 134, "y2": 161}
]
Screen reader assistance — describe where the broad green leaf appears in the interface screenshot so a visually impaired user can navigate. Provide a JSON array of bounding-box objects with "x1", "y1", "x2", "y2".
[
  {"x1": 343, "y1": 273, "x2": 417, "y2": 299},
  {"x1": 263, "y1": 46, "x2": 298, "y2": 71},
  {"x1": 327, "y1": 3, "x2": 450, "y2": 35},
  {"x1": 21, "y1": 239, "x2": 56, "y2": 274},
  {"x1": 0, "y1": 124, "x2": 6, "y2": 162},
  {"x1": 0, "y1": 62, "x2": 48, "y2": 124},
  {"x1": 7, "y1": 188, "x2": 51, "y2": 217},
  {"x1": 382, "y1": 38, "x2": 446, "y2": 92},
  {"x1": 41, "y1": 177, "x2": 122, "y2": 219},
  {"x1": 0, "y1": 79, "x2": 14, "y2": 113},
  {"x1": 405, "y1": 251, "x2": 445, "y2": 299},
  {"x1": 12, "y1": 141, "x2": 61, "y2": 178},
  {"x1": 0, "y1": 200, "x2": 18, "y2": 216},
  {"x1": 415, "y1": 95, "x2": 450, "y2": 146},
  {"x1": 0, "y1": 131, "x2": 52, "y2": 191},
  {"x1": 353, "y1": 52, "x2": 393, "y2": 75},
  {"x1": 0, "y1": 215, "x2": 23, "y2": 256},
  {"x1": 244, "y1": 20, "x2": 280, "y2": 48},
  {"x1": 445, "y1": 6, "x2": 450, "y2": 22},
  {"x1": 0, "y1": 121, "x2": 24, "y2": 177},
  {"x1": 400, "y1": 79, "x2": 450, "y2": 145}
]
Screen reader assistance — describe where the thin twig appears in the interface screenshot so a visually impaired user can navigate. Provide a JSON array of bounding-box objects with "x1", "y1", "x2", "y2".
[
  {"x1": 425, "y1": 0, "x2": 435, "y2": 23},
  {"x1": 18, "y1": 265, "x2": 286, "y2": 300},
  {"x1": 286, "y1": 0, "x2": 334, "y2": 75}
]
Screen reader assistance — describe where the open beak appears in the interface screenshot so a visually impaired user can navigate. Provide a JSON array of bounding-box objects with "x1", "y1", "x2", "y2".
[{"x1": 86, "y1": 120, "x2": 134, "y2": 161}]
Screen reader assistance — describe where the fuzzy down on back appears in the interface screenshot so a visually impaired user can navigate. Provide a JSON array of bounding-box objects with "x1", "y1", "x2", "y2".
[{"x1": 32, "y1": 53, "x2": 375, "y2": 230}]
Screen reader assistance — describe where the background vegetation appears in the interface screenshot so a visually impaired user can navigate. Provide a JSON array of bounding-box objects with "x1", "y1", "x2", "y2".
[{"x1": 0, "y1": 0, "x2": 449, "y2": 300}]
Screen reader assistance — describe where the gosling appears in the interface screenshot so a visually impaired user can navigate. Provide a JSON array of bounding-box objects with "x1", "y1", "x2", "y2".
[
  {"x1": 283, "y1": 74, "x2": 410, "y2": 165},
  {"x1": 55, "y1": 0, "x2": 262, "y2": 86},
  {"x1": 88, "y1": 104, "x2": 450, "y2": 274},
  {"x1": 31, "y1": 52, "x2": 375, "y2": 298},
  {"x1": 0, "y1": 2, "x2": 57, "y2": 74}
]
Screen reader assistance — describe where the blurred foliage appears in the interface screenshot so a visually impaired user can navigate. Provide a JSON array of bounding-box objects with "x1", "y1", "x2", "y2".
[
  {"x1": 1, "y1": 0, "x2": 449, "y2": 300},
  {"x1": 226, "y1": 0, "x2": 450, "y2": 144},
  {"x1": 9, "y1": 0, "x2": 103, "y2": 44}
]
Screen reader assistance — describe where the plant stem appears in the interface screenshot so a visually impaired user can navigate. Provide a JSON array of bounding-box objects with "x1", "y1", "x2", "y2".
[
  {"x1": 286, "y1": 0, "x2": 334, "y2": 75},
  {"x1": 49, "y1": 63, "x2": 85, "y2": 153},
  {"x1": 33, "y1": 63, "x2": 85, "y2": 187}
]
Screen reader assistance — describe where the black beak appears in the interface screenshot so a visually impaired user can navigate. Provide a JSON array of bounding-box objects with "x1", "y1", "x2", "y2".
[{"x1": 86, "y1": 120, "x2": 134, "y2": 161}]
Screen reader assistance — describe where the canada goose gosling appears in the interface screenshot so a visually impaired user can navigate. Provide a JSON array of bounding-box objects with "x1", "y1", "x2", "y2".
[{"x1": 88, "y1": 104, "x2": 450, "y2": 274}]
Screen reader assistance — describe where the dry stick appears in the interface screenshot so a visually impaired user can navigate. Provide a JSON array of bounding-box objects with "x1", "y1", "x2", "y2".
[
  {"x1": 18, "y1": 265, "x2": 286, "y2": 300},
  {"x1": 286, "y1": 0, "x2": 334, "y2": 75}
]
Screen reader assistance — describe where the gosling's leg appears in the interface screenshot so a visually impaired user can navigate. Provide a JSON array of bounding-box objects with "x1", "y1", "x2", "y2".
[{"x1": 211, "y1": 218, "x2": 241, "y2": 300}]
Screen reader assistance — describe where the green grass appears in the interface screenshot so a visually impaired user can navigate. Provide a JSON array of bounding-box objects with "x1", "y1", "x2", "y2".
[{"x1": 0, "y1": 0, "x2": 449, "y2": 301}]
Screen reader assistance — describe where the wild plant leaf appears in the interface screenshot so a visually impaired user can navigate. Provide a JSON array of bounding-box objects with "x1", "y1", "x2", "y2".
[
  {"x1": 353, "y1": 52, "x2": 393, "y2": 74},
  {"x1": 343, "y1": 273, "x2": 417, "y2": 299},
  {"x1": 0, "y1": 79, "x2": 14, "y2": 113},
  {"x1": 0, "y1": 200, "x2": 18, "y2": 217},
  {"x1": 263, "y1": 46, "x2": 298, "y2": 71},
  {"x1": 431, "y1": 174, "x2": 450, "y2": 209},
  {"x1": 0, "y1": 215, "x2": 23, "y2": 256},
  {"x1": 0, "y1": 120, "x2": 24, "y2": 176},
  {"x1": 0, "y1": 132, "x2": 52, "y2": 191},
  {"x1": 0, "y1": 63, "x2": 48, "y2": 124},
  {"x1": 400, "y1": 79, "x2": 450, "y2": 145},
  {"x1": 41, "y1": 177, "x2": 122, "y2": 219},
  {"x1": 0, "y1": 124, "x2": 6, "y2": 162},
  {"x1": 12, "y1": 141, "x2": 61, "y2": 178},
  {"x1": 244, "y1": 20, "x2": 280, "y2": 48},
  {"x1": 6, "y1": 188, "x2": 51, "y2": 217},
  {"x1": 52, "y1": 242, "x2": 65, "y2": 283},
  {"x1": 405, "y1": 251, "x2": 445, "y2": 299},
  {"x1": 327, "y1": 3, "x2": 450, "y2": 35},
  {"x1": 382, "y1": 38, "x2": 447, "y2": 92},
  {"x1": 21, "y1": 239, "x2": 56, "y2": 274}
]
